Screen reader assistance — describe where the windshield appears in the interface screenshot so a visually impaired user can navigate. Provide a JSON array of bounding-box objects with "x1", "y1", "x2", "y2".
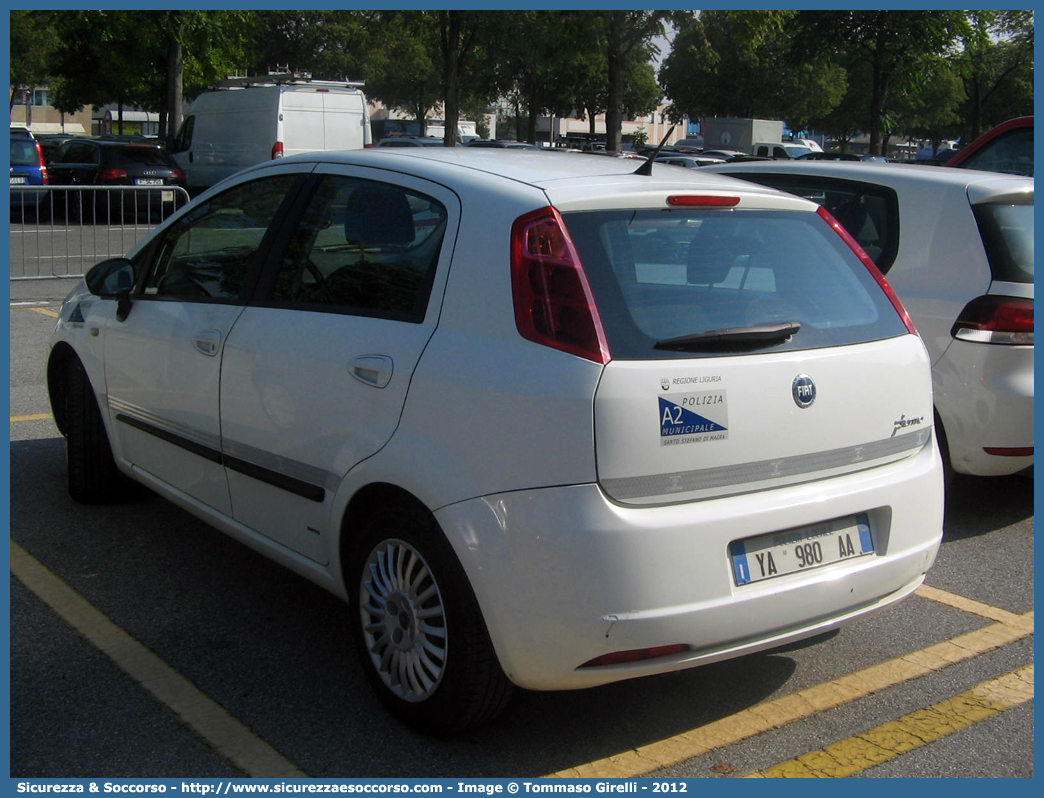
[{"x1": 562, "y1": 208, "x2": 909, "y2": 359}]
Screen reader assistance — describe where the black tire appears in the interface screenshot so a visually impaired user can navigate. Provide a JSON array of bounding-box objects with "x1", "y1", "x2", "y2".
[
  {"x1": 65, "y1": 358, "x2": 120, "y2": 504},
  {"x1": 934, "y1": 410, "x2": 954, "y2": 489},
  {"x1": 350, "y1": 504, "x2": 514, "y2": 734}
]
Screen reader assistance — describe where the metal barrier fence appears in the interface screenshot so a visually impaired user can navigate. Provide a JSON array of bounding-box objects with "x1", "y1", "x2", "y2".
[{"x1": 10, "y1": 185, "x2": 190, "y2": 280}]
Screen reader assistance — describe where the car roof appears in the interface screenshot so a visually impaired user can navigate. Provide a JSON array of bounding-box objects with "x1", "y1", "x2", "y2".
[
  {"x1": 703, "y1": 159, "x2": 1034, "y2": 198},
  {"x1": 268, "y1": 147, "x2": 798, "y2": 196}
]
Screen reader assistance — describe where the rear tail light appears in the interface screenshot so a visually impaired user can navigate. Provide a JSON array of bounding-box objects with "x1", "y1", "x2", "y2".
[
  {"x1": 34, "y1": 142, "x2": 49, "y2": 183},
  {"x1": 952, "y1": 295, "x2": 1033, "y2": 345},
  {"x1": 96, "y1": 168, "x2": 128, "y2": 181},
  {"x1": 171, "y1": 169, "x2": 187, "y2": 182},
  {"x1": 272, "y1": 141, "x2": 284, "y2": 159},
  {"x1": 511, "y1": 206, "x2": 610, "y2": 364},
  {"x1": 817, "y1": 205, "x2": 917, "y2": 335}
]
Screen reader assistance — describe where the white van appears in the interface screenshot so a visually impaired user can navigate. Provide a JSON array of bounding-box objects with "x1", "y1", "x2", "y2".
[{"x1": 169, "y1": 76, "x2": 371, "y2": 193}]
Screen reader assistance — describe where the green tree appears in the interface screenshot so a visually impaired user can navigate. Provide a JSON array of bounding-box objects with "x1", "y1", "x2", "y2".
[
  {"x1": 792, "y1": 10, "x2": 967, "y2": 155},
  {"x1": 660, "y1": 10, "x2": 842, "y2": 132},
  {"x1": 890, "y1": 56, "x2": 964, "y2": 154},
  {"x1": 363, "y1": 12, "x2": 442, "y2": 135},
  {"x1": 10, "y1": 10, "x2": 60, "y2": 108},
  {"x1": 602, "y1": 11, "x2": 667, "y2": 152},
  {"x1": 953, "y1": 11, "x2": 1034, "y2": 140}
]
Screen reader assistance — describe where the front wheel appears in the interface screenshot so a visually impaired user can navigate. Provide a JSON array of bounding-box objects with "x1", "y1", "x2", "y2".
[
  {"x1": 350, "y1": 505, "x2": 513, "y2": 734},
  {"x1": 64, "y1": 357, "x2": 120, "y2": 504}
]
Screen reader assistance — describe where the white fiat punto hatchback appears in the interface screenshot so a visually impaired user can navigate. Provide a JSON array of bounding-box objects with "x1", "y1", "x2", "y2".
[{"x1": 48, "y1": 148, "x2": 944, "y2": 733}]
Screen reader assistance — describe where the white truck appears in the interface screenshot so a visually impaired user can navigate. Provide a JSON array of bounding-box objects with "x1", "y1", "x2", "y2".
[
  {"x1": 702, "y1": 117, "x2": 784, "y2": 155},
  {"x1": 169, "y1": 75, "x2": 371, "y2": 193}
]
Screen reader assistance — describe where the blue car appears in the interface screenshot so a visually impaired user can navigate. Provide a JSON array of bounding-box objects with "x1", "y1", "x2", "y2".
[{"x1": 10, "y1": 134, "x2": 50, "y2": 216}]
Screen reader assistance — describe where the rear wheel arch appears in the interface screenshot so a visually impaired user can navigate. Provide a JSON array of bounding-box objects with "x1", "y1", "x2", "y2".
[{"x1": 338, "y1": 483, "x2": 514, "y2": 732}]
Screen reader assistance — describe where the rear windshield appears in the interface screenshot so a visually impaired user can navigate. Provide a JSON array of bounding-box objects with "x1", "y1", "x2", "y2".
[
  {"x1": 974, "y1": 203, "x2": 1034, "y2": 283},
  {"x1": 10, "y1": 139, "x2": 40, "y2": 166},
  {"x1": 109, "y1": 146, "x2": 177, "y2": 168},
  {"x1": 563, "y1": 208, "x2": 910, "y2": 360}
]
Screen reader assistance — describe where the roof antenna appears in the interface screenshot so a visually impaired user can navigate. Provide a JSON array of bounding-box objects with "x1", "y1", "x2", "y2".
[{"x1": 634, "y1": 125, "x2": 676, "y2": 176}]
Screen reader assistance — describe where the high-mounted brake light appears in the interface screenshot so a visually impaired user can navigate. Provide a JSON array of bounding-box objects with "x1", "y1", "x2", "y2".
[
  {"x1": 952, "y1": 295, "x2": 1034, "y2": 345},
  {"x1": 271, "y1": 141, "x2": 284, "y2": 159},
  {"x1": 511, "y1": 206, "x2": 610, "y2": 364},
  {"x1": 818, "y1": 205, "x2": 917, "y2": 335},
  {"x1": 667, "y1": 195, "x2": 740, "y2": 207}
]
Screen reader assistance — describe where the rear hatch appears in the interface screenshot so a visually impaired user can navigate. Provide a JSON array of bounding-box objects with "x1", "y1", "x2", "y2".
[{"x1": 555, "y1": 189, "x2": 933, "y2": 506}]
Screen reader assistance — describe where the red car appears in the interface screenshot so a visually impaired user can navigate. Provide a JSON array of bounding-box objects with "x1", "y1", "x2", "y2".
[{"x1": 947, "y1": 116, "x2": 1033, "y2": 176}]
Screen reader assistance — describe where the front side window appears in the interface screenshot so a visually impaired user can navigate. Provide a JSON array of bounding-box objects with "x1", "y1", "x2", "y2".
[
  {"x1": 723, "y1": 173, "x2": 900, "y2": 274},
  {"x1": 143, "y1": 174, "x2": 299, "y2": 301},
  {"x1": 267, "y1": 175, "x2": 448, "y2": 322}
]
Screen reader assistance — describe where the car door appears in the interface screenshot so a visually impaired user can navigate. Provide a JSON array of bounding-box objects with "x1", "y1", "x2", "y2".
[
  {"x1": 101, "y1": 169, "x2": 309, "y2": 515},
  {"x1": 217, "y1": 166, "x2": 459, "y2": 563}
]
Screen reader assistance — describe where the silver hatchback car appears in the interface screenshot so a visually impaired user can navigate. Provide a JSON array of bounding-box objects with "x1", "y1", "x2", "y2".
[{"x1": 706, "y1": 160, "x2": 1034, "y2": 479}]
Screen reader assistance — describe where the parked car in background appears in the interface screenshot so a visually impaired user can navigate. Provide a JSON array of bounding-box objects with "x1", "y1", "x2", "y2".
[
  {"x1": 699, "y1": 149, "x2": 756, "y2": 162},
  {"x1": 47, "y1": 148, "x2": 943, "y2": 733},
  {"x1": 667, "y1": 137, "x2": 704, "y2": 152},
  {"x1": 705, "y1": 160, "x2": 1033, "y2": 479},
  {"x1": 467, "y1": 139, "x2": 540, "y2": 149},
  {"x1": 947, "y1": 116, "x2": 1033, "y2": 177},
  {"x1": 10, "y1": 131, "x2": 49, "y2": 216},
  {"x1": 48, "y1": 138, "x2": 186, "y2": 221},
  {"x1": 35, "y1": 133, "x2": 87, "y2": 163},
  {"x1": 798, "y1": 152, "x2": 886, "y2": 162},
  {"x1": 752, "y1": 141, "x2": 815, "y2": 159},
  {"x1": 168, "y1": 76, "x2": 372, "y2": 193},
  {"x1": 654, "y1": 153, "x2": 727, "y2": 168},
  {"x1": 376, "y1": 136, "x2": 447, "y2": 147}
]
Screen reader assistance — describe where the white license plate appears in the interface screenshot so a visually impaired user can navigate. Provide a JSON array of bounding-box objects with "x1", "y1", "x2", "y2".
[
  {"x1": 135, "y1": 178, "x2": 163, "y2": 186},
  {"x1": 10, "y1": 176, "x2": 27, "y2": 185},
  {"x1": 730, "y1": 514, "x2": 873, "y2": 586}
]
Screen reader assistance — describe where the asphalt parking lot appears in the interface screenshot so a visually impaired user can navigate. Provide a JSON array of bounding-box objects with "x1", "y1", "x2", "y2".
[{"x1": 8, "y1": 283, "x2": 1034, "y2": 780}]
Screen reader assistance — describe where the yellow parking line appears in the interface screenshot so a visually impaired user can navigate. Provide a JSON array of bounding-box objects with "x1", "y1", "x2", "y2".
[
  {"x1": 10, "y1": 540, "x2": 308, "y2": 778},
  {"x1": 25, "y1": 307, "x2": 60, "y2": 318},
  {"x1": 550, "y1": 604, "x2": 1033, "y2": 778},
  {"x1": 746, "y1": 664, "x2": 1034, "y2": 777},
  {"x1": 11, "y1": 413, "x2": 54, "y2": 423}
]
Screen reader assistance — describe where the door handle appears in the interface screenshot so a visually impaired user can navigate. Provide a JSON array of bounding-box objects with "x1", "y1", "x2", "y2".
[
  {"x1": 350, "y1": 355, "x2": 393, "y2": 388},
  {"x1": 193, "y1": 329, "x2": 222, "y2": 357}
]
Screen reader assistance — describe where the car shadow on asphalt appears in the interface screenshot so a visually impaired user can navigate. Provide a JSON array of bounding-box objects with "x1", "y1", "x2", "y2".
[{"x1": 943, "y1": 471, "x2": 1034, "y2": 541}]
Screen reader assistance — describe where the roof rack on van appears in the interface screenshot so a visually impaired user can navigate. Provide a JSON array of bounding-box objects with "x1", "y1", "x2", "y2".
[{"x1": 212, "y1": 74, "x2": 365, "y2": 90}]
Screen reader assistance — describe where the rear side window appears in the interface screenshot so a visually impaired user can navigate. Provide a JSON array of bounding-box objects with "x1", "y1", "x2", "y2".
[
  {"x1": 563, "y1": 208, "x2": 910, "y2": 360},
  {"x1": 722, "y1": 174, "x2": 900, "y2": 274},
  {"x1": 266, "y1": 175, "x2": 448, "y2": 322},
  {"x1": 974, "y1": 203, "x2": 1034, "y2": 283}
]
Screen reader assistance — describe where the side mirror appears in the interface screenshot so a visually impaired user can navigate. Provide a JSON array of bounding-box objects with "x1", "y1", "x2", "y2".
[
  {"x1": 85, "y1": 258, "x2": 135, "y2": 297},
  {"x1": 85, "y1": 258, "x2": 136, "y2": 321}
]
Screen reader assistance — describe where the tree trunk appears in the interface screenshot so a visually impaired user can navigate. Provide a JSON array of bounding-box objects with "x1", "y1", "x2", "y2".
[
  {"x1": 605, "y1": 12, "x2": 625, "y2": 152},
  {"x1": 440, "y1": 11, "x2": 462, "y2": 147},
  {"x1": 163, "y1": 16, "x2": 184, "y2": 140}
]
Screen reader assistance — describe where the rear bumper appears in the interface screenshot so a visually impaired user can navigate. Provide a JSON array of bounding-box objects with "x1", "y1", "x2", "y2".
[
  {"x1": 435, "y1": 438, "x2": 943, "y2": 690},
  {"x1": 934, "y1": 341, "x2": 1034, "y2": 476}
]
